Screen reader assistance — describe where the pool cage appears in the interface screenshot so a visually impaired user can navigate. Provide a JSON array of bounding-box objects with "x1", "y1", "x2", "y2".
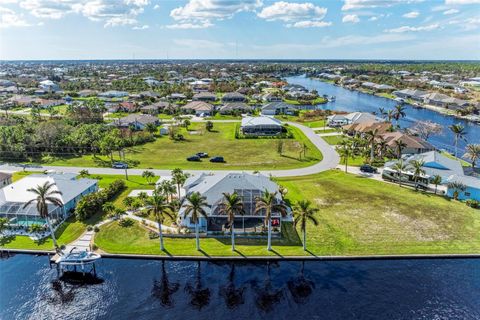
[{"x1": 0, "y1": 201, "x2": 64, "y2": 228}]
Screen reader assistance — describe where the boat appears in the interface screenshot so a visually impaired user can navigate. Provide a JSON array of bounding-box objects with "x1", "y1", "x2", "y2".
[
  {"x1": 329, "y1": 95, "x2": 336, "y2": 101},
  {"x1": 55, "y1": 247, "x2": 101, "y2": 266}
]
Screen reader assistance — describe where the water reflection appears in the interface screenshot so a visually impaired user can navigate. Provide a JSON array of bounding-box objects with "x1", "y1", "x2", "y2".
[
  {"x1": 219, "y1": 264, "x2": 246, "y2": 309},
  {"x1": 252, "y1": 262, "x2": 285, "y2": 313},
  {"x1": 287, "y1": 261, "x2": 315, "y2": 304},
  {"x1": 151, "y1": 260, "x2": 180, "y2": 308},
  {"x1": 184, "y1": 261, "x2": 211, "y2": 310}
]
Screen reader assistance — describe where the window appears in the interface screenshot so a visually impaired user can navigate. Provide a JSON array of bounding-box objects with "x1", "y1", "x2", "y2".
[{"x1": 465, "y1": 192, "x2": 471, "y2": 197}]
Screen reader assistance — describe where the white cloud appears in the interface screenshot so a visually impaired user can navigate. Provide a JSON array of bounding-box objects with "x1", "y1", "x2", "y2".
[
  {"x1": 449, "y1": 17, "x2": 480, "y2": 30},
  {"x1": 0, "y1": 6, "x2": 31, "y2": 28},
  {"x1": 153, "y1": 4, "x2": 159, "y2": 10},
  {"x1": 168, "y1": 0, "x2": 260, "y2": 29},
  {"x1": 385, "y1": 23, "x2": 440, "y2": 32},
  {"x1": 443, "y1": 8, "x2": 459, "y2": 14},
  {"x1": 445, "y1": 0, "x2": 480, "y2": 4},
  {"x1": 342, "y1": 14, "x2": 359, "y2": 23},
  {"x1": 342, "y1": 0, "x2": 423, "y2": 11},
  {"x1": 173, "y1": 38, "x2": 233, "y2": 49},
  {"x1": 165, "y1": 21, "x2": 213, "y2": 29},
  {"x1": 286, "y1": 20, "x2": 331, "y2": 28},
  {"x1": 369, "y1": 16, "x2": 378, "y2": 21},
  {"x1": 403, "y1": 11, "x2": 419, "y2": 18},
  {"x1": 133, "y1": 24, "x2": 148, "y2": 29}
]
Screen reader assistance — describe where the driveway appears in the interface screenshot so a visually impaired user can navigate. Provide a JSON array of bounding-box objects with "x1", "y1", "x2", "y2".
[{"x1": 0, "y1": 122, "x2": 339, "y2": 178}]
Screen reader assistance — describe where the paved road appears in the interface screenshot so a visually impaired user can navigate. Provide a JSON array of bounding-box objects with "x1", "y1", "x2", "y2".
[{"x1": 0, "y1": 122, "x2": 340, "y2": 178}]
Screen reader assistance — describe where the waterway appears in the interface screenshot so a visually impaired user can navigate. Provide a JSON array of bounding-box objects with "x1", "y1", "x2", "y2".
[
  {"x1": 286, "y1": 75, "x2": 480, "y2": 157},
  {"x1": 1, "y1": 254, "x2": 480, "y2": 319}
]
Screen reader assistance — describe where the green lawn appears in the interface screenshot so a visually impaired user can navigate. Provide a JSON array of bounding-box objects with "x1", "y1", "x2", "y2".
[
  {"x1": 94, "y1": 170, "x2": 480, "y2": 257},
  {"x1": 322, "y1": 135, "x2": 344, "y2": 145},
  {"x1": 43, "y1": 122, "x2": 323, "y2": 170}
]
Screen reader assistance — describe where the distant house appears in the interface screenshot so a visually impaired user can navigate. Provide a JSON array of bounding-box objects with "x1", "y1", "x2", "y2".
[
  {"x1": 179, "y1": 172, "x2": 290, "y2": 233},
  {"x1": 380, "y1": 132, "x2": 435, "y2": 155},
  {"x1": 422, "y1": 92, "x2": 469, "y2": 109},
  {"x1": 0, "y1": 172, "x2": 12, "y2": 188},
  {"x1": 222, "y1": 92, "x2": 247, "y2": 103},
  {"x1": 99, "y1": 90, "x2": 129, "y2": 98},
  {"x1": 219, "y1": 103, "x2": 253, "y2": 115},
  {"x1": 193, "y1": 92, "x2": 217, "y2": 102},
  {"x1": 327, "y1": 112, "x2": 377, "y2": 127},
  {"x1": 78, "y1": 89, "x2": 98, "y2": 97},
  {"x1": 393, "y1": 89, "x2": 428, "y2": 102},
  {"x1": 0, "y1": 173, "x2": 98, "y2": 228},
  {"x1": 113, "y1": 114, "x2": 160, "y2": 130},
  {"x1": 168, "y1": 93, "x2": 186, "y2": 100},
  {"x1": 140, "y1": 101, "x2": 171, "y2": 115},
  {"x1": 262, "y1": 92, "x2": 283, "y2": 102},
  {"x1": 241, "y1": 116, "x2": 283, "y2": 136},
  {"x1": 446, "y1": 175, "x2": 480, "y2": 201},
  {"x1": 181, "y1": 101, "x2": 214, "y2": 116},
  {"x1": 261, "y1": 102, "x2": 296, "y2": 116},
  {"x1": 343, "y1": 121, "x2": 392, "y2": 136},
  {"x1": 39, "y1": 80, "x2": 60, "y2": 93}
]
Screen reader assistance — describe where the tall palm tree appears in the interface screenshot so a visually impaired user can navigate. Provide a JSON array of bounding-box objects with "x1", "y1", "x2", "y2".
[
  {"x1": 365, "y1": 128, "x2": 380, "y2": 162},
  {"x1": 147, "y1": 192, "x2": 174, "y2": 251},
  {"x1": 464, "y1": 144, "x2": 480, "y2": 168},
  {"x1": 410, "y1": 160, "x2": 425, "y2": 191},
  {"x1": 217, "y1": 192, "x2": 245, "y2": 251},
  {"x1": 392, "y1": 104, "x2": 406, "y2": 126},
  {"x1": 182, "y1": 192, "x2": 209, "y2": 251},
  {"x1": 336, "y1": 139, "x2": 353, "y2": 173},
  {"x1": 23, "y1": 182, "x2": 63, "y2": 250},
  {"x1": 449, "y1": 124, "x2": 466, "y2": 158},
  {"x1": 392, "y1": 160, "x2": 409, "y2": 187},
  {"x1": 158, "y1": 180, "x2": 176, "y2": 202},
  {"x1": 431, "y1": 175, "x2": 442, "y2": 195},
  {"x1": 393, "y1": 139, "x2": 407, "y2": 159},
  {"x1": 293, "y1": 200, "x2": 319, "y2": 251},
  {"x1": 171, "y1": 168, "x2": 188, "y2": 200},
  {"x1": 255, "y1": 191, "x2": 288, "y2": 251},
  {"x1": 447, "y1": 181, "x2": 466, "y2": 200},
  {"x1": 386, "y1": 109, "x2": 394, "y2": 123}
]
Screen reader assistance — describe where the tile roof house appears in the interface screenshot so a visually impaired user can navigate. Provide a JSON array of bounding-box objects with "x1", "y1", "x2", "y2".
[
  {"x1": 222, "y1": 92, "x2": 247, "y2": 103},
  {"x1": 113, "y1": 114, "x2": 160, "y2": 130},
  {"x1": 192, "y1": 92, "x2": 217, "y2": 102},
  {"x1": 181, "y1": 101, "x2": 214, "y2": 116},
  {"x1": 140, "y1": 101, "x2": 172, "y2": 114},
  {"x1": 380, "y1": 132, "x2": 435, "y2": 155},
  {"x1": 261, "y1": 102, "x2": 296, "y2": 116},
  {"x1": 219, "y1": 102, "x2": 253, "y2": 115},
  {"x1": 343, "y1": 121, "x2": 392, "y2": 135},
  {"x1": 179, "y1": 172, "x2": 289, "y2": 232}
]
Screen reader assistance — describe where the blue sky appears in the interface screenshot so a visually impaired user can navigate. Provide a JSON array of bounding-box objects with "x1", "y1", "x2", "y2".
[{"x1": 0, "y1": 0, "x2": 479, "y2": 60}]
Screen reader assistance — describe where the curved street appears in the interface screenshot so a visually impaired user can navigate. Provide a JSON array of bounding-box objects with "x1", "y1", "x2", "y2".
[{"x1": 0, "y1": 121, "x2": 340, "y2": 178}]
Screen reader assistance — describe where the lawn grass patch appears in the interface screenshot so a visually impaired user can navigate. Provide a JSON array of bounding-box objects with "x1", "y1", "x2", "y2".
[{"x1": 322, "y1": 135, "x2": 344, "y2": 145}]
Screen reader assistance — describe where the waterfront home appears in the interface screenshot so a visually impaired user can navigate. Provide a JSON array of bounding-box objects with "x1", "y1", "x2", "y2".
[
  {"x1": 99, "y1": 90, "x2": 129, "y2": 98},
  {"x1": 343, "y1": 121, "x2": 392, "y2": 136},
  {"x1": 393, "y1": 89, "x2": 428, "y2": 102},
  {"x1": 192, "y1": 92, "x2": 217, "y2": 102},
  {"x1": 262, "y1": 92, "x2": 283, "y2": 102},
  {"x1": 181, "y1": 101, "x2": 214, "y2": 116},
  {"x1": 446, "y1": 175, "x2": 480, "y2": 201},
  {"x1": 241, "y1": 116, "x2": 283, "y2": 136},
  {"x1": 327, "y1": 112, "x2": 377, "y2": 127},
  {"x1": 422, "y1": 92, "x2": 469, "y2": 109},
  {"x1": 0, "y1": 173, "x2": 98, "y2": 228},
  {"x1": 219, "y1": 102, "x2": 253, "y2": 115},
  {"x1": 179, "y1": 172, "x2": 290, "y2": 233},
  {"x1": 140, "y1": 101, "x2": 171, "y2": 115},
  {"x1": 78, "y1": 89, "x2": 97, "y2": 97},
  {"x1": 361, "y1": 82, "x2": 395, "y2": 92},
  {"x1": 261, "y1": 102, "x2": 296, "y2": 116},
  {"x1": 112, "y1": 114, "x2": 160, "y2": 130},
  {"x1": 380, "y1": 132, "x2": 435, "y2": 155},
  {"x1": 0, "y1": 172, "x2": 12, "y2": 188},
  {"x1": 222, "y1": 92, "x2": 247, "y2": 103}
]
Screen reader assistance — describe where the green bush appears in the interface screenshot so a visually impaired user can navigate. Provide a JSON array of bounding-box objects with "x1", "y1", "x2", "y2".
[
  {"x1": 466, "y1": 199, "x2": 479, "y2": 209},
  {"x1": 93, "y1": 226, "x2": 100, "y2": 232},
  {"x1": 148, "y1": 231, "x2": 159, "y2": 239},
  {"x1": 119, "y1": 218, "x2": 134, "y2": 228}
]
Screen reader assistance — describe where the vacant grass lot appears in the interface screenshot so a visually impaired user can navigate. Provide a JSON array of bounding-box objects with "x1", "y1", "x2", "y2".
[
  {"x1": 44, "y1": 122, "x2": 322, "y2": 170},
  {"x1": 94, "y1": 170, "x2": 480, "y2": 257}
]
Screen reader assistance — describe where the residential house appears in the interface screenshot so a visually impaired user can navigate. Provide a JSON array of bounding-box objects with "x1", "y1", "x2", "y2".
[
  {"x1": 0, "y1": 173, "x2": 98, "y2": 228},
  {"x1": 393, "y1": 89, "x2": 428, "y2": 102},
  {"x1": 140, "y1": 101, "x2": 171, "y2": 115},
  {"x1": 327, "y1": 112, "x2": 377, "y2": 127},
  {"x1": 39, "y1": 80, "x2": 60, "y2": 93},
  {"x1": 99, "y1": 90, "x2": 129, "y2": 98},
  {"x1": 168, "y1": 93, "x2": 187, "y2": 100},
  {"x1": 193, "y1": 92, "x2": 217, "y2": 102},
  {"x1": 219, "y1": 103, "x2": 253, "y2": 115},
  {"x1": 262, "y1": 93, "x2": 283, "y2": 102},
  {"x1": 113, "y1": 114, "x2": 160, "y2": 130},
  {"x1": 181, "y1": 101, "x2": 214, "y2": 116},
  {"x1": 261, "y1": 102, "x2": 296, "y2": 116},
  {"x1": 380, "y1": 132, "x2": 435, "y2": 155},
  {"x1": 241, "y1": 116, "x2": 283, "y2": 136},
  {"x1": 343, "y1": 121, "x2": 392, "y2": 136},
  {"x1": 222, "y1": 92, "x2": 247, "y2": 103},
  {"x1": 446, "y1": 175, "x2": 480, "y2": 201},
  {"x1": 179, "y1": 172, "x2": 290, "y2": 232}
]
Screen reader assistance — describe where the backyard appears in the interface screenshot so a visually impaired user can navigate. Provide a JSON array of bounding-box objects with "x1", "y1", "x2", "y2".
[{"x1": 42, "y1": 122, "x2": 323, "y2": 170}]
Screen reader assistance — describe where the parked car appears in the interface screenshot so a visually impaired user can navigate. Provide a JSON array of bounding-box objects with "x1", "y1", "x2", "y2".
[
  {"x1": 210, "y1": 156, "x2": 225, "y2": 163},
  {"x1": 187, "y1": 155, "x2": 201, "y2": 162},
  {"x1": 360, "y1": 164, "x2": 377, "y2": 173},
  {"x1": 196, "y1": 152, "x2": 209, "y2": 158},
  {"x1": 112, "y1": 162, "x2": 128, "y2": 169}
]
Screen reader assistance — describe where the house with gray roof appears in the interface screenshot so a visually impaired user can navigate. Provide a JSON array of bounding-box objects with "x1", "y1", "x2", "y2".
[
  {"x1": 179, "y1": 173, "x2": 290, "y2": 233},
  {"x1": 222, "y1": 92, "x2": 247, "y2": 103},
  {"x1": 219, "y1": 102, "x2": 253, "y2": 115},
  {"x1": 113, "y1": 114, "x2": 160, "y2": 130},
  {"x1": 261, "y1": 102, "x2": 296, "y2": 116},
  {"x1": 241, "y1": 116, "x2": 283, "y2": 136}
]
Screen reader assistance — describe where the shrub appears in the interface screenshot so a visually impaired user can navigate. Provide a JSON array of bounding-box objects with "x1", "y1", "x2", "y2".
[
  {"x1": 149, "y1": 231, "x2": 159, "y2": 239},
  {"x1": 93, "y1": 226, "x2": 100, "y2": 232},
  {"x1": 119, "y1": 217, "x2": 134, "y2": 228},
  {"x1": 466, "y1": 199, "x2": 480, "y2": 209},
  {"x1": 87, "y1": 226, "x2": 93, "y2": 231}
]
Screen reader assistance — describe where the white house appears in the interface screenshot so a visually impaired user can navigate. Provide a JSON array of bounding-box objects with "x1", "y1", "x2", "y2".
[{"x1": 327, "y1": 112, "x2": 377, "y2": 127}]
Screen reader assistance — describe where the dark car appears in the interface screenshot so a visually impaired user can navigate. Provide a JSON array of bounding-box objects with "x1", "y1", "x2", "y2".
[
  {"x1": 360, "y1": 164, "x2": 377, "y2": 173},
  {"x1": 196, "y1": 152, "x2": 209, "y2": 158},
  {"x1": 187, "y1": 155, "x2": 201, "y2": 162},
  {"x1": 112, "y1": 162, "x2": 128, "y2": 169},
  {"x1": 210, "y1": 156, "x2": 225, "y2": 163}
]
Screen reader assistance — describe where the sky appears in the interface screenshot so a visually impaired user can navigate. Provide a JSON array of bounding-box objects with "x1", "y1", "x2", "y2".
[{"x1": 0, "y1": 0, "x2": 479, "y2": 60}]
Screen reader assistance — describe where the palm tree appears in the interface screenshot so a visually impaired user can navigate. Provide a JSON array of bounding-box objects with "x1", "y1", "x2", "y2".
[
  {"x1": 393, "y1": 139, "x2": 407, "y2": 159},
  {"x1": 293, "y1": 200, "x2": 319, "y2": 251},
  {"x1": 255, "y1": 191, "x2": 288, "y2": 251},
  {"x1": 392, "y1": 160, "x2": 409, "y2": 187},
  {"x1": 158, "y1": 180, "x2": 176, "y2": 202},
  {"x1": 431, "y1": 175, "x2": 442, "y2": 194},
  {"x1": 392, "y1": 104, "x2": 406, "y2": 126},
  {"x1": 386, "y1": 109, "x2": 394, "y2": 123},
  {"x1": 410, "y1": 160, "x2": 425, "y2": 191},
  {"x1": 171, "y1": 168, "x2": 188, "y2": 200},
  {"x1": 147, "y1": 192, "x2": 174, "y2": 251},
  {"x1": 122, "y1": 196, "x2": 135, "y2": 211},
  {"x1": 23, "y1": 182, "x2": 63, "y2": 250},
  {"x1": 464, "y1": 144, "x2": 480, "y2": 168},
  {"x1": 365, "y1": 128, "x2": 380, "y2": 162},
  {"x1": 449, "y1": 124, "x2": 466, "y2": 158},
  {"x1": 217, "y1": 192, "x2": 245, "y2": 251},
  {"x1": 102, "y1": 202, "x2": 116, "y2": 217},
  {"x1": 447, "y1": 181, "x2": 466, "y2": 200},
  {"x1": 182, "y1": 192, "x2": 209, "y2": 251},
  {"x1": 336, "y1": 139, "x2": 353, "y2": 173}
]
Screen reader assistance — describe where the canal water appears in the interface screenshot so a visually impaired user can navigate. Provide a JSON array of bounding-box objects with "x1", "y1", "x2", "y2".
[
  {"x1": 1, "y1": 254, "x2": 480, "y2": 320},
  {"x1": 286, "y1": 75, "x2": 480, "y2": 157}
]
